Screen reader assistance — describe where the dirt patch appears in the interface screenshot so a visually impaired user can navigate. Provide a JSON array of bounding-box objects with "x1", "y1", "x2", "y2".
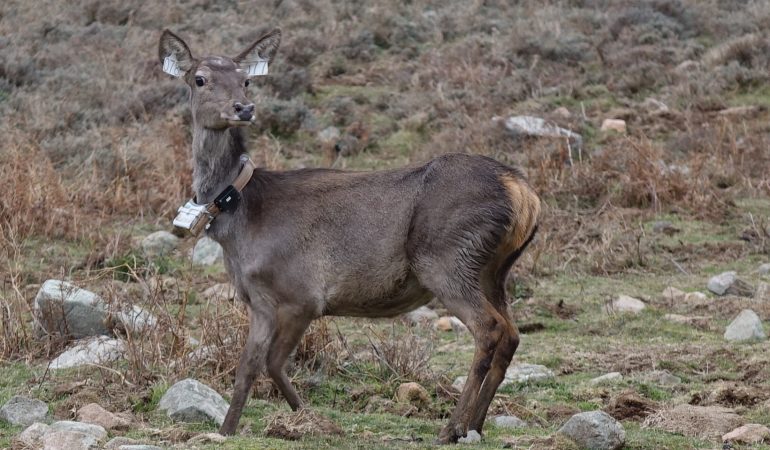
[
  {"x1": 604, "y1": 390, "x2": 658, "y2": 421},
  {"x1": 545, "y1": 404, "x2": 581, "y2": 425},
  {"x1": 699, "y1": 381, "x2": 768, "y2": 407},
  {"x1": 264, "y1": 409, "x2": 344, "y2": 441},
  {"x1": 643, "y1": 404, "x2": 745, "y2": 440},
  {"x1": 53, "y1": 389, "x2": 101, "y2": 419}
]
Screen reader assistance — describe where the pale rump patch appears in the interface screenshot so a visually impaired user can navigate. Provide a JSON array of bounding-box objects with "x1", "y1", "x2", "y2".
[{"x1": 500, "y1": 174, "x2": 540, "y2": 252}]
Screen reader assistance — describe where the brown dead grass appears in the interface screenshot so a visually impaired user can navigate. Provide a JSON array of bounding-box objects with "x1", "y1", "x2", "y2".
[
  {"x1": 264, "y1": 408, "x2": 344, "y2": 441},
  {"x1": 643, "y1": 404, "x2": 745, "y2": 440}
]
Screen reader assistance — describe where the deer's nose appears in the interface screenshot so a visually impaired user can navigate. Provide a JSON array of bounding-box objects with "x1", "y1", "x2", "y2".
[{"x1": 234, "y1": 102, "x2": 255, "y2": 121}]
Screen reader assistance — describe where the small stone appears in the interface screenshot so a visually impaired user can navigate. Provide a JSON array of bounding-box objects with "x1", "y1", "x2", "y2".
[
  {"x1": 111, "y1": 304, "x2": 157, "y2": 335},
  {"x1": 684, "y1": 291, "x2": 708, "y2": 303},
  {"x1": 758, "y1": 263, "x2": 770, "y2": 275},
  {"x1": 722, "y1": 423, "x2": 770, "y2": 444},
  {"x1": 158, "y1": 378, "x2": 230, "y2": 426},
  {"x1": 611, "y1": 295, "x2": 646, "y2": 314},
  {"x1": 405, "y1": 306, "x2": 438, "y2": 325},
  {"x1": 601, "y1": 119, "x2": 626, "y2": 134},
  {"x1": 500, "y1": 115, "x2": 582, "y2": 151},
  {"x1": 493, "y1": 415, "x2": 527, "y2": 428},
  {"x1": 645, "y1": 370, "x2": 681, "y2": 386},
  {"x1": 192, "y1": 237, "x2": 223, "y2": 266},
  {"x1": 755, "y1": 282, "x2": 770, "y2": 301},
  {"x1": 202, "y1": 283, "x2": 236, "y2": 302},
  {"x1": 187, "y1": 432, "x2": 227, "y2": 444},
  {"x1": 663, "y1": 314, "x2": 710, "y2": 328},
  {"x1": 708, "y1": 271, "x2": 754, "y2": 296},
  {"x1": 395, "y1": 382, "x2": 429, "y2": 408},
  {"x1": 317, "y1": 126, "x2": 340, "y2": 143},
  {"x1": 50, "y1": 336, "x2": 126, "y2": 370},
  {"x1": 652, "y1": 221, "x2": 680, "y2": 235},
  {"x1": 661, "y1": 287, "x2": 685, "y2": 303},
  {"x1": 457, "y1": 430, "x2": 481, "y2": 444},
  {"x1": 77, "y1": 403, "x2": 130, "y2": 431},
  {"x1": 105, "y1": 437, "x2": 139, "y2": 449},
  {"x1": 15, "y1": 422, "x2": 50, "y2": 447},
  {"x1": 503, "y1": 363, "x2": 555, "y2": 385},
  {"x1": 0, "y1": 395, "x2": 48, "y2": 426},
  {"x1": 552, "y1": 106, "x2": 571, "y2": 118},
  {"x1": 724, "y1": 309, "x2": 766, "y2": 342},
  {"x1": 434, "y1": 316, "x2": 467, "y2": 332},
  {"x1": 452, "y1": 376, "x2": 467, "y2": 391},
  {"x1": 590, "y1": 372, "x2": 623, "y2": 385},
  {"x1": 141, "y1": 231, "x2": 179, "y2": 257},
  {"x1": 49, "y1": 420, "x2": 108, "y2": 441},
  {"x1": 40, "y1": 430, "x2": 99, "y2": 450},
  {"x1": 558, "y1": 411, "x2": 625, "y2": 450}
]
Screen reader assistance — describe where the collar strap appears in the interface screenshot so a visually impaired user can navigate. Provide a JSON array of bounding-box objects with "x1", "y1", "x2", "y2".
[{"x1": 203, "y1": 154, "x2": 256, "y2": 216}]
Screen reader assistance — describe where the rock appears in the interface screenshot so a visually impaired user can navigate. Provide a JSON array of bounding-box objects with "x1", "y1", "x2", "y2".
[
  {"x1": 552, "y1": 106, "x2": 571, "y2": 118},
  {"x1": 644, "y1": 370, "x2": 681, "y2": 386},
  {"x1": 34, "y1": 280, "x2": 110, "y2": 338},
  {"x1": 158, "y1": 378, "x2": 230, "y2": 426},
  {"x1": 610, "y1": 295, "x2": 646, "y2": 314},
  {"x1": 643, "y1": 404, "x2": 744, "y2": 439},
  {"x1": 758, "y1": 263, "x2": 770, "y2": 275},
  {"x1": 661, "y1": 287, "x2": 685, "y2": 303},
  {"x1": 140, "y1": 231, "x2": 179, "y2": 257},
  {"x1": 590, "y1": 372, "x2": 623, "y2": 385},
  {"x1": 110, "y1": 304, "x2": 157, "y2": 335},
  {"x1": 722, "y1": 424, "x2": 770, "y2": 444},
  {"x1": 50, "y1": 336, "x2": 126, "y2": 369},
  {"x1": 718, "y1": 105, "x2": 760, "y2": 118},
  {"x1": 707, "y1": 271, "x2": 754, "y2": 296},
  {"x1": 493, "y1": 415, "x2": 527, "y2": 428},
  {"x1": 48, "y1": 420, "x2": 108, "y2": 441},
  {"x1": 684, "y1": 291, "x2": 708, "y2": 303},
  {"x1": 641, "y1": 98, "x2": 669, "y2": 114},
  {"x1": 187, "y1": 432, "x2": 227, "y2": 444},
  {"x1": 0, "y1": 395, "x2": 48, "y2": 426},
  {"x1": 364, "y1": 395, "x2": 416, "y2": 417},
  {"x1": 118, "y1": 446, "x2": 164, "y2": 450},
  {"x1": 452, "y1": 376, "x2": 467, "y2": 391},
  {"x1": 192, "y1": 237, "x2": 223, "y2": 266},
  {"x1": 500, "y1": 115, "x2": 582, "y2": 151},
  {"x1": 724, "y1": 309, "x2": 766, "y2": 342},
  {"x1": 40, "y1": 430, "x2": 100, "y2": 450},
  {"x1": 558, "y1": 411, "x2": 625, "y2": 450},
  {"x1": 405, "y1": 306, "x2": 438, "y2": 325},
  {"x1": 600, "y1": 119, "x2": 626, "y2": 134},
  {"x1": 202, "y1": 283, "x2": 236, "y2": 302},
  {"x1": 395, "y1": 382, "x2": 429, "y2": 408},
  {"x1": 663, "y1": 314, "x2": 710, "y2": 328},
  {"x1": 504, "y1": 363, "x2": 555, "y2": 385},
  {"x1": 15, "y1": 422, "x2": 50, "y2": 447},
  {"x1": 457, "y1": 430, "x2": 481, "y2": 444},
  {"x1": 755, "y1": 282, "x2": 770, "y2": 301},
  {"x1": 105, "y1": 437, "x2": 139, "y2": 449},
  {"x1": 652, "y1": 221, "x2": 680, "y2": 235},
  {"x1": 317, "y1": 126, "x2": 340, "y2": 144},
  {"x1": 76, "y1": 403, "x2": 130, "y2": 431},
  {"x1": 434, "y1": 316, "x2": 467, "y2": 332}
]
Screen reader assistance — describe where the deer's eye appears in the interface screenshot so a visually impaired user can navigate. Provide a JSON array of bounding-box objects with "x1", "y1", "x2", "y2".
[
  {"x1": 195, "y1": 76, "x2": 206, "y2": 87},
  {"x1": 244, "y1": 79, "x2": 250, "y2": 87}
]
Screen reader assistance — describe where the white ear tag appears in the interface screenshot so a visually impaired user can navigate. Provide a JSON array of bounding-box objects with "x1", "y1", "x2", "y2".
[
  {"x1": 163, "y1": 54, "x2": 184, "y2": 77},
  {"x1": 244, "y1": 58, "x2": 269, "y2": 77}
]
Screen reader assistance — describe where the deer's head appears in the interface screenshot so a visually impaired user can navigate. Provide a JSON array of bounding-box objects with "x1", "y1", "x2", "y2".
[{"x1": 159, "y1": 29, "x2": 281, "y2": 130}]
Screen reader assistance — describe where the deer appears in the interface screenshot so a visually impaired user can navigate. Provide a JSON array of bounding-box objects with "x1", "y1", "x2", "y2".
[{"x1": 159, "y1": 28, "x2": 541, "y2": 444}]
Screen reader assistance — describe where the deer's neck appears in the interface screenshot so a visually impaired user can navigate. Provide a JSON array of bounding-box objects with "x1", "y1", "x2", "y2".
[{"x1": 192, "y1": 127, "x2": 247, "y2": 204}]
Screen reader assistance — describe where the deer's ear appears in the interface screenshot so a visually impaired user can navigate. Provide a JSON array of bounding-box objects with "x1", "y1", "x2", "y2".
[
  {"x1": 159, "y1": 30, "x2": 194, "y2": 78},
  {"x1": 233, "y1": 28, "x2": 281, "y2": 78}
]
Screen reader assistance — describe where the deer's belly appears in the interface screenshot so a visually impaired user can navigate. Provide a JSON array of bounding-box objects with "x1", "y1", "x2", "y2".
[{"x1": 322, "y1": 271, "x2": 432, "y2": 318}]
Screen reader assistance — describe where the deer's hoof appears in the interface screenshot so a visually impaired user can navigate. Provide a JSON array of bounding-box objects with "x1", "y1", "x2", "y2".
[{"x1": 436, "y1": 423, "x2": 465, "y2": 445}]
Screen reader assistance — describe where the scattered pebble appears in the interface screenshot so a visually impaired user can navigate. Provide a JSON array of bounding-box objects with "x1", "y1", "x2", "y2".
[{"x1": 458, "y1": 430, "x2": 481, "y2": 444}]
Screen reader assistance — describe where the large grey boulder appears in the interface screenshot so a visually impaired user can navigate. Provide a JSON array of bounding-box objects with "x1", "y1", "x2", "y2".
[
  {"x1": 559, "y1": 411, "x2": 626, "y2": 450},
  {"x1": 724, "y1": 309, "x2": 766, "y2": 342},
  {"x1": 141, "y1": 231, "x2": 180, "y2": 257},
  {"x1": 111, "y1": 304, "x2": 157, "y2": 334},
  {"x1": 35, "y1": 280, "x2": 110, "y2": 338},
  {"x1": 192, "y1": 237, "x2": 224, "y2": 266},
  {"x1": 0, "y1": 395, "x2": 48, "y2": 426},
  {"x1": 49, "y1": 420, "x2": 108, "y2": 441},
  {"x1": 158, "y1": 378, "x2": 230, "y2": 426},
  {"x1": 50, "y1": 336, "x2": 126, "y2": 369}
]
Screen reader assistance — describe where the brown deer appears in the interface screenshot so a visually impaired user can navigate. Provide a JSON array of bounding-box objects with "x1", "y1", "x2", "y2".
[{"x1": 159, "y1": 28, "x2": 540, "y2": 444}]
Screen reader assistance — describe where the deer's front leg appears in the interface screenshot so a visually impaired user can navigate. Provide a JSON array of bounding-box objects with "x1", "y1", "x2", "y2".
[{"x1": 220, "y1": 307, "x2": 275, "y2": 435}]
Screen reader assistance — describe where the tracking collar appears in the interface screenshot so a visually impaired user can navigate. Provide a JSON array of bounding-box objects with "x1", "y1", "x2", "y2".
[{"x1": 172, "y1": 154, "x2": 256, "y2": 236}]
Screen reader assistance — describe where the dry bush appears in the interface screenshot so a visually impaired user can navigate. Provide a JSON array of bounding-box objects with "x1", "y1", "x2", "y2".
[{"x1": 364, "y1": 324, "x2": 435, "y2": 383}]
